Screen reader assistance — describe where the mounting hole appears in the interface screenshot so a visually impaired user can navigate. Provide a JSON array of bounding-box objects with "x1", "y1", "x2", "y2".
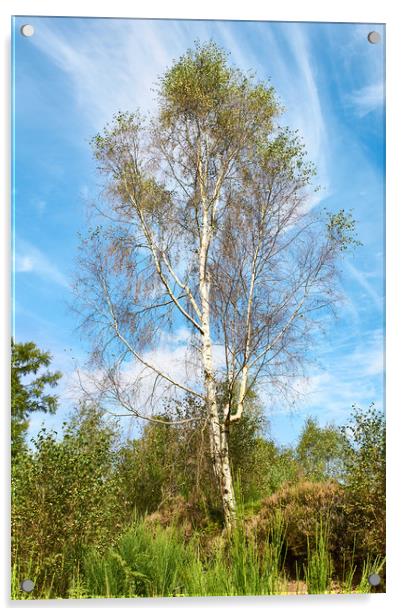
[
  {"x1": 20, "y1": 24, "x2": 34, "y2": 37},
  {"x1": 20, "y1": 579, "x2": 35, "y2": 593},
  {"x1": 368, "y1": 573, "x2": 381, "y2": 586},
  {"x1": 367, "y1": 31, "x2": 380, "y2": 44}
]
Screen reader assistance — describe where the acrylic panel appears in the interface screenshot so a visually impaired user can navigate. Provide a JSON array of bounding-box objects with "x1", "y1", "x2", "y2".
[{"x1": 11, "y1": 16, "x2": 385, "y2": 599}]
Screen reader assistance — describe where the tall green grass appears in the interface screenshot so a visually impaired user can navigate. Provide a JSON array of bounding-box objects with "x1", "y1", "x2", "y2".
[
  {"x1": 303, "y1": 520, "x2": 333, "y2": 594},
  {"x1": 11, "y1": 516, "x2": 385, "y2": 599},
  {"x1": 79, "y1": 512, "x2": 287, "y2": 598},
  {"x1": 355, "y1": 555, "x2": 386, "y2": 593},
  {"x1": 83, "y1": 520, "x2": 189, "y2": 598},
  {"x1": 11, "y1": 553, "x2": 57, "y2": 600}
]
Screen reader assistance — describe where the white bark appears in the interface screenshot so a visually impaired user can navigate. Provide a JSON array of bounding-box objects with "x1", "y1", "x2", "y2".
[{"x1": 198, "y1": 156, "x2": 236, "y2": 529}]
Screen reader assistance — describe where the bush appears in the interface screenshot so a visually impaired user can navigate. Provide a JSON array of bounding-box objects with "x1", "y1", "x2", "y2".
[
  {"x1": 341, "y1": 404, "x2": 385, "y2": 561},
  {"x1": 11, "y1": 405, "x2": 125, "y2": 597},
  {"x1": 253, "y1": 481, "x2": 346, "y2": 568}
]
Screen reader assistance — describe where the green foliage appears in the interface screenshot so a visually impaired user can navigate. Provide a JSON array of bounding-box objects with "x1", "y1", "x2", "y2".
[
  {"x1": 161, "y1": 41, "x2": 234, "y2": 119},
  {"x1": 264, "y1": 444, "x2": 302, "y2": 494},
  {"x1": 114, "y1": 396, "x2": 215, "y2": 522},
  {"x1": 159, "y1": 40, "x2": 278, "y2": 136},
  {"x1": 11, "y1": 339, "x2": 61, "y2": 457},
  {"x1": 11, "y1": 401, "x2": 386, "y2": 598},
  {"x1": 11, "y1": 405, "x2": 125, "y2": 597},
  {"x1": 81, "y1": 514, "x2": 287, "y2": 598},
  {"x1": 256, "y1": 126, "x2": 315, "y2": 186},
  {"x1": 116, "y1": 422, "x2": 182, "y2": 518},
  {"x1": 12, "y1": 510, "x2": 384, "y2": 598},
  {"x1": 226, "y1": 510, "x2": 286, "y2": 596},
  {"x1": 326, "y1": 209, "x2": 361, "y2": 252},
  {"x1": 10, "y1": 344, "x2": 385, "y2": 599},
  {"x1": 303, "y1": 521, "x2": 333, "y2": 594},
  {"x1": 355, "y1": 555, "x2": 386, "y2": 593},
  {"x1": 84, "y1": 518, "x2": 189, "y2": 598},
  {"x1": 341, "y1": 404, "x2": 386, "y2": 560},
  {"x1": 115, "y1": 391, "x2": 272, "y2": 524},
  {"x1": 228, "y1": 396, "x2": 272, "y2": 503},
  {"x1": 91, "y1": 110, "x2": 171, "y2": 218},
  {"x1": 236, "y1": 438, "x2": 301, "y2": 503},
  {"x1": 296, "y1": 417, "x2": 347, "y2": 482}
]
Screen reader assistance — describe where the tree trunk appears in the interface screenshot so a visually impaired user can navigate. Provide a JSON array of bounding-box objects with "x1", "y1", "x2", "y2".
[
  {"x1": 204, "y1": 361, "x2": 236, "y2": 530},
  {"x1": 199, "y1": 208, "x2": 236, "y2": 529},
  {"x1": 219, "y1": 421, "x2": 237, "y2": 529}
]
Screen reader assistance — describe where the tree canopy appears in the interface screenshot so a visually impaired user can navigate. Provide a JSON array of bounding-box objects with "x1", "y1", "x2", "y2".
[{"x1": 11, "y1": 339, "x2": 62, "y2": 456}]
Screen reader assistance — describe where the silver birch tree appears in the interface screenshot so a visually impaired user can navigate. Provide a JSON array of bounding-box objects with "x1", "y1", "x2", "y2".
[{"x1": 74, "y1": 42, "x2": 358, "y2": 529}]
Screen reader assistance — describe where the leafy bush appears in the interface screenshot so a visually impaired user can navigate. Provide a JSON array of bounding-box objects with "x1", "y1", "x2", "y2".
[
  {"x1": 11, "y1": 405, "x2": 125, "y2": 597},
  {"x1": 115, "y1": 392, "x2": 272, "y2": 525},
  {"x1": 341, "y1": 404, "x2": 385, "y2": 561},
  {"x1": 10, "y1": 337, "x2": 386, "y2": 598}
]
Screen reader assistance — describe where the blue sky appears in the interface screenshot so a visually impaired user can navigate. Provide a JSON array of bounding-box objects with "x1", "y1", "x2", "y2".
[{"x1": 12, "y1": 16, "x2": 385, "y2": 446}]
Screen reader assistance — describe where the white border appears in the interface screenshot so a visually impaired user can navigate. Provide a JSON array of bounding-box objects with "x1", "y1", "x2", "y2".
[{"x1": 1, "y1": 1, "x2": 401, "y2": 614}]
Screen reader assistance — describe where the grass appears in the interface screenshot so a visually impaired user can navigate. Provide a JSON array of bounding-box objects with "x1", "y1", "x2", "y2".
[
  {"x1": 79, "y1": 512, "x2": 287, "y2": 598},
  {"x1": 303, "y1": 520, "x2": 333, "y2": 594},
  {"x1": 11, "y1": 514, "x2": 386, "y2": 599},
  {"x1": 11, "y1": 555, "x2": 56, "y2": 600},
  {"x1": 84, "y1": 520, "x2": 190, "y2": 597},
  {"x1": 355, "y1": 555, "x2": 386, "y2": 593}
]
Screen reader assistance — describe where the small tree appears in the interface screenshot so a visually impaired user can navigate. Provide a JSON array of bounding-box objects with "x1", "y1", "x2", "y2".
[
  {"x1": 75, "y1": 42, "x2": 358, "y2": 528},
  {"x1": 341, "y1": 404, "x2": 385, "y2": 559},
  {"x1": 115, "y1": 389, "x2": 265, "y2": 523},
  {"x1": 11, "y1": 339, "x2": 62, "y2": 457},
  {"x1": 296, "y1": 417, "x2": 347, "y2": 482},
  {"x1": 12, "y1": 404, "x2": 123, "y2": 596}
]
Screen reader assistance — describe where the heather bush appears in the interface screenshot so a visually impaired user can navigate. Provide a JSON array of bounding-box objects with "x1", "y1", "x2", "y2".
[{"x1": 253, "y1": 481, "x2": 346, "y2": 567}]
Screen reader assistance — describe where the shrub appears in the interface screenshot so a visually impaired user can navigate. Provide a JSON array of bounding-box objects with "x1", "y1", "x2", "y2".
[
  {"x1": 341, "y1": 404, "x2": 385, "y2": 561},
  {"x1": 11, "y1": 405, "x2": 124, "y2": 597},
  {"x1": 252, "y1": 481, "x2": 346, "y2": 568}
]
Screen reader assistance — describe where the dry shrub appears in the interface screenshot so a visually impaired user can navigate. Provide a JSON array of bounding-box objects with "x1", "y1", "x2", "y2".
[
  {"x1": 145, "y1": 495, "x2": 219, "y2": 537},
  {"x1": 252, "y1": 481, "x2": 346, "y2": 564}
]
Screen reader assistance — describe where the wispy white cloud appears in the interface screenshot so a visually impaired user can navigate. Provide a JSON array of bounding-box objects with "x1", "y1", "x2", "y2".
[
  {"x1": 29, "y1": 19, "x2": 194, "y2": 131},
  {"x1": 265, "y1": 327, "x2": 384, "y2": 422},
  {"x1": 213, "y1": 21, "x2": 331, "y2": 204},
  {"x1": 68, "y1": 328, "x2": 197, "y2": 408},
  {"x1": 29, "y1": 17, "x2": 331, "y2": 200},
  {"x1": 333, "y1": 24, "x2": 385, "y2": 120},
  {"x1": 15, "y1": 255, "x2": 34, "y2": 272},
  {"x1": 344, "y1": 261, "x2": 383, "y2": 311},
  {"x1": 347, "y1": 81, "x2": 384, "y2": 117},
  {"x1": 283, "y1": 24, "x2": 329, "y2": 187},
  {"x1": 15, "y1": 239, "x2": 69, "y2": 289},
  {"x1": 67, "y1": 325, "x2": 229, "y2": 422}
]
